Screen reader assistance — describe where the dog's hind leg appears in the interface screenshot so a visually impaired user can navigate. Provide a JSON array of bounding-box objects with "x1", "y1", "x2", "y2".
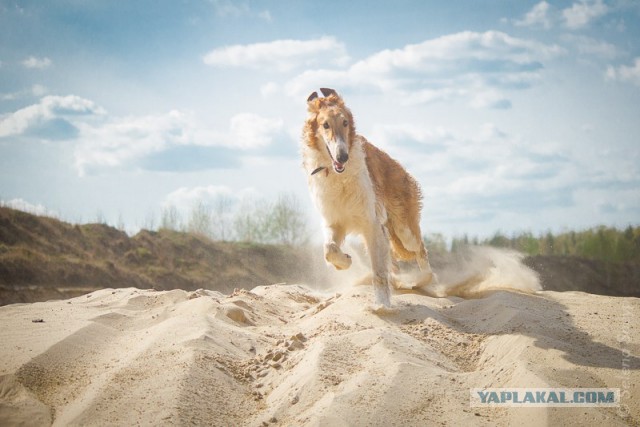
[
  {"x1": 396, "y1": 225, "x2": 423, "y2": 257},
  {"x1": 415, "y1": 245, "x2": 438, "y2": 286},
  {"x1": 323, "y1": 224, "x2": 352, "y2": 270},
  {"x1": 397, "y1": 225, "x2": 438, "y2": 286}
]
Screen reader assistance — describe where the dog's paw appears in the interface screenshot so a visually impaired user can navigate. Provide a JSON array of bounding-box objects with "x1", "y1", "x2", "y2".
[
  {"x1": 391, "y1": 269, "x2": 439, "y2": 290},
  {"x1": 324, "y1": 244, "x2": 352, "y2": 270},
  {"x1": 366, "y1": 303, "x2": 397, "y2": 315},
  {"x1": 424, "y1": 285, "x2": 448, "y2": 298},
  {"x1": 391, "y1": 277, "x2": 417, "y2": 290}
]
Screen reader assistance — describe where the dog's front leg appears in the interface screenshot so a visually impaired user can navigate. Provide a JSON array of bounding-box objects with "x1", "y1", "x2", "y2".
[
  {"x1": 323, "y1": 225, "x2": 352, "y2": 270},
  {"x1": 365, "y1": 224, "x2": 392, "y2": 308}
]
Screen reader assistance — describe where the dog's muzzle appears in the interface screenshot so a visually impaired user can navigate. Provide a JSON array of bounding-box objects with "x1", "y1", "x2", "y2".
[
  {"x1": 332, "y1": 151, "x2": 349, "y2": 173},
  {"x1": 337, "y1": 149, "x2": 349, "y2": 164},
  {"x1": 328, "y1": 142, "x2": 349, "y2": 174}
]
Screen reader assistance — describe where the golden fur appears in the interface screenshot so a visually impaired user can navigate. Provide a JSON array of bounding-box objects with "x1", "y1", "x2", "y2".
[{"x1": 302, "y1": 88, "x2": 435, "y2": 308}]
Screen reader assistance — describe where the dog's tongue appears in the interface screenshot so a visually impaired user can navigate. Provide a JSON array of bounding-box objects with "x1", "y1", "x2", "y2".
[{"x1": 333, "y1": 160, "x2": 345, "y2": 172}]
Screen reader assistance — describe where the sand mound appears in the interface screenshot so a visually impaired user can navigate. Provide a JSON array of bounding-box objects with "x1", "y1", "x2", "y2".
[{"x1": 1, "y1": 250, "x2": 638, "y2": 426}]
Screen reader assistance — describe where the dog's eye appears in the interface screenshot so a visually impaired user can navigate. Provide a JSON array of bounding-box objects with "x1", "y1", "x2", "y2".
[
  {"x1": 343, "y1": 120, "x2": 348, "y2": 127},
  {"x1": 323, "y1": 122, "x2": 330, "y2": 129}
]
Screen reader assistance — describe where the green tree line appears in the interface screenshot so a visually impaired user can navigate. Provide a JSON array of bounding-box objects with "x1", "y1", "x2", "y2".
[{"x1": 451, "y1": 226, "x2": 640, "y2": 263}]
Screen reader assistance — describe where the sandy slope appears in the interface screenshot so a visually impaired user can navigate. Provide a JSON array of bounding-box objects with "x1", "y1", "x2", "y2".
[{"x1": 1, "y1": 251, "x2": 639, "y2": 426}]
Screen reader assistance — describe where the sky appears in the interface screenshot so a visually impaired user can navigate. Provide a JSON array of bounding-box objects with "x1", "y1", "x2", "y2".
[{"x1": 0, "y1": 0, "x2": 639, "y2": 241}]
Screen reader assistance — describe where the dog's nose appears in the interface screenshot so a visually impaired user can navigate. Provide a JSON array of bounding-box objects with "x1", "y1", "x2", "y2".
[{"x1": 337, "y1": 150, "x2": 349, "y2": 164}]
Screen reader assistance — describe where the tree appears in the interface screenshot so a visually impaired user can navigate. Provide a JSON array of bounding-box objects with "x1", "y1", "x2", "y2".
[
  {"x1": 211, "y1": 195, "x2": 234, "y2": 241},
  {"x1": 488, "y1": 231, "x2": 510, "y2": 248},
  {"x1": 424, "y1": 233, "x2": 447, "y2": 254},
  {"x1": 233, "y1": 193, "x2": 309, "y2": 245},
  {"x1": 234, "y1": 198, "x2": 269, "y2": 243},
  {"x1": 187, "y1": 200, "x2": 213, "y2": 237},
  {"x1": 160, "y1": 204, "x2": 181, "y2": 231},
  {"x1": 265, "y1": 192, "x2": 308, "y2": 245}
]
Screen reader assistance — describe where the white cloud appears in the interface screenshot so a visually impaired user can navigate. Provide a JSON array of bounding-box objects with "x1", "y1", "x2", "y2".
[
  {"x1": 285, "y1": 31, "x2": 563, "y2": 109},
  {"x1": 228, "y1": 113, "x2": 283, "y2": 149},
  {"x1": 562, "y1": 0, "x2": 608, "y2": 29},
  {"x1": 74, "y1": 110, "x2": 199, "y2": 175},
  {"x1": 22, "y1": 56, "x2": 52, "y2": 69},
  {"x1": 515, "y1": 1, "x2": 552, "y2": 29},
  {"x1": 203, "y1": 36, "x2": 349, "y2": 71},
  {"x1": 606, "y1": 58, "x2": 640, "y2": 86},
  {"x1": 0, "y1": 95, "x2": 285, "y2": 175},
  {"x1": 0, "y1": 95, "x2": 104, "y2": 138},
  {"x1": 514, "y1": 1, "x2": 610, "y2": 32},
  {"x1": 372, "y1": 120, "x2": 635, "y2": 234},
  {"x1": 74, "y1": 110, "x2": 283, "y2": 175},
  {"x1": 284, "y1": 68, "x2": 357, "y2": 99},
  {"x1": 357, "y1": 31, "x2": 562, "y2": 68},
  {"x1": 369, "y1": 122, "x2": 573, "y2": 216}
]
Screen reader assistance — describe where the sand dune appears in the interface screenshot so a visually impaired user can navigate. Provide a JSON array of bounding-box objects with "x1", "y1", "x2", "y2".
[{"x1": 1, "y1": 250, "x2": 638, "y2": 426}]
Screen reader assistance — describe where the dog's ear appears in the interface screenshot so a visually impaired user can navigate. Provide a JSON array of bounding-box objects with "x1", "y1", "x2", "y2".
[
  {"x1": 307, "y1": 91, "x2": 319, "y2": 103},
  {"x1": 320, "y1": 88, "x2": 338, "y2": 98}
]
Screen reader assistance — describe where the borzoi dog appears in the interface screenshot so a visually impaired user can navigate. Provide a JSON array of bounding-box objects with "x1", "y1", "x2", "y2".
[{"x1": 302, "y1": 88, "x2": 436, "y2": 308}]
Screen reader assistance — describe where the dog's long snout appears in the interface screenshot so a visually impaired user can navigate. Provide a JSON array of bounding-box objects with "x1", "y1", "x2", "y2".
[{"x1": 337, "y1": 149, "x2": 349, "y2": 164}]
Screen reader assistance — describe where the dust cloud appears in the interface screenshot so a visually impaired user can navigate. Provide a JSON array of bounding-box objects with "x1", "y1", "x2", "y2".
[
  {"x1": 301, "y1": 243, "x2": 541, "y2": 299},
  {"x1": 421, "y1": 246, "x2": 541, "y2": 298}
]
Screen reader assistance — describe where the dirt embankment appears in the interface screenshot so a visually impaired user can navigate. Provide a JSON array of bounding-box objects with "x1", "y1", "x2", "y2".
[
  {"x1": 0, "y1": 207, "x2": 638, "y2": 305},
  {"x1": 0, "y1": 208, "x2": 319, "y2": 305},
  {"x1": 525, "y1": 255, "x2": 640, "y2": 297}
]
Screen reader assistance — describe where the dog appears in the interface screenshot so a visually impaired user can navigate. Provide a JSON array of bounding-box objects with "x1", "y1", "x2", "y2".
[{"x1": 301, "y1": 88, "x2": 436, "y2": 308}]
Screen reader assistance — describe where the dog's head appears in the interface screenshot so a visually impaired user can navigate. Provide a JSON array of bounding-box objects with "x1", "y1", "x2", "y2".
[{"x1": 306, "y1": 88, "x2": 355, "y2": 174}]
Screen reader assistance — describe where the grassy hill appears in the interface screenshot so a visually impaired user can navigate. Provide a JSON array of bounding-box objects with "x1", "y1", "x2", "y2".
[
  {"x1": 0, "y1": 207, "x2": 319, "y2": 305},
  {"x1": 0, "y1": 207, "x2": 638, "y2": 305}
]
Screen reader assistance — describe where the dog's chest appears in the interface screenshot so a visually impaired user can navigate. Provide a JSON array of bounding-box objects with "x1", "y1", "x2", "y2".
[{"x1": 309, "y1": 166, "x2": 378, "y2": 226}]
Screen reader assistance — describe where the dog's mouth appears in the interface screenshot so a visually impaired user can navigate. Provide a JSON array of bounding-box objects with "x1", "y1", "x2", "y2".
[{"x1": 325, "y1": 144, "x2": 347, "y2": 174}]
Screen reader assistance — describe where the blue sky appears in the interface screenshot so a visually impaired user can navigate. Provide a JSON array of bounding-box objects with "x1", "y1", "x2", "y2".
[{"x1": 0, "y1": 0, "x2": 638, "y2": 240}]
